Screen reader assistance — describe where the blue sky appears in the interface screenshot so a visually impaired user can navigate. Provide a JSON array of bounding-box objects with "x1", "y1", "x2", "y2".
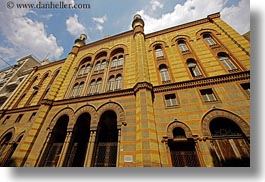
[{"x1": 0, "y1": 0, "x2": 249, "y2": 69}]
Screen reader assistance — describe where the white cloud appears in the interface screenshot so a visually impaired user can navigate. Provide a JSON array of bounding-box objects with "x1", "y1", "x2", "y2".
[
  {"x1": 134, "y1": 0, "x2": 249, "y2": 35},
  {"x1": 92, "y1": 15, "x2": 107, "y2": 24},
  {"x1": 221, "y1": 0, "x2": 250, "y2": 34},
  {"x1": 0, "y1": 0, "x2": 64, "y2": 66},
  {"x1": 150, "y1": 0, "x2": 164, "y2": 11},
  {"x1": 92, "y1": 15, "x2": 107, "y2": 32},
  {"x1": 66, "y1": 14, "x2": 87, "y2": 37}
]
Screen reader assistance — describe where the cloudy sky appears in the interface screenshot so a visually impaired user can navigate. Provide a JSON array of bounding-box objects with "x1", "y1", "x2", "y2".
[{"x1": 0, "y1": 0, "x2": 250, "y2": 69}]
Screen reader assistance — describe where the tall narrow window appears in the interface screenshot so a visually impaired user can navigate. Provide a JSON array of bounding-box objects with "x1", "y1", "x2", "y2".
[
  {"x1": 168, "y1": 127, "x2": 200, "y2": 167},
  {"x1": 118, "y1": 56, "x2": 124, "y2": 66},
  {"x1": 29, "y1": 112, "x2": 36, "y2": 122},
  {"x1": 0, "y1": 132, "x2": 12, "y2": 166},
  {"x1": 111, "y1": 57, "x2": 118, "y2": 68},
  {"x1": 88, "y1": 80, "x2": 96, "y2": 95},
  {"x1": 72, "y1": 83, "x2": 79, "y2": 97},
  {"x1": 79, "y1": 65, "x2": 86, "y2": 75},
  {"x1": 27, "y1": 91, "x2": 38, "y2": 105},
  {"x1": 218, "y1": 52, "x2": 237, "y2": 71},
  {"x1": 159, "y1": 64, "x2": 170, "y2": 83},
  {"x1": 76, "y1": 82, "x2": 84, "y2": 97},
  {"x1": 115, "y1": 75, "x2": 122, "y2": 90},
  {"x1": 200, "y1": 88, "x2": 217, "y2": 102},
  {"x1": 65, "y1": 113, "x2": 91, "y2": 167},
  {"x1": 155, "y1": 45, "x2": 164, "y2": 58},
  {"x1": 84, "y1": 64, "x2": 91, "y2": 74},
  {"x1": 203, "y1": 34, "x2": 216, "y2": 46},
  {"x1": 41, "y1": 115, "x2": 69, "y2": 167},
  {"x1": 95, "y1": 62, "x2": 101, "y2": 71},
  {"x1": 187, "y1": 59, "x2": 202, "y2": 78},
  {"x1": 92, "y1": 111, "x2": 118, "y2": 167},
  {"x1": 95, "y1": 78, "x2": 102, "y2": 93},
  {"x1": 107, "y1": 76, "x2": 115, "y2": 91},
  {"x1": 178, "y1": 40, "x2": 189, "y2": 52},
  {"x1": 100, "y1": 60, "x2": 107, "y2": 70}
]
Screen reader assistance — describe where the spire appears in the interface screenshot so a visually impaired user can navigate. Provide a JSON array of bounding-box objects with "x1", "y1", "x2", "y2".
[{"x1": 132, "y1": 14, "x2": 145, "y2": 35}]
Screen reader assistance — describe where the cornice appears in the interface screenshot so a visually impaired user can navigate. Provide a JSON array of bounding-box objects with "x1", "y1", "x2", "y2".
[
  {"x1": 145, "y1": 12, "x2": 220, "y2": 39},
  {"x1": 53, "y1": 88, "x2": 134, "y2": 106},
  {"x1": 133, "y1": 82, "x2": 153, "y2": 93},
  {"x1": 79, "y1": 31, "x2": 134, "y2": 51},
  {"x1": 2, "y1": 105, "x2": 40, "y2": 114},
  {"x1": 153, "y1": 71, "x2": 250, "y2": 93}
]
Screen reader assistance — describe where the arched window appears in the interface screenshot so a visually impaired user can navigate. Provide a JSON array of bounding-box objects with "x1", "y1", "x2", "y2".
[
  {"x1": 71, "y1": 83, "x2": 79, "y2": 97},
  {"x1": 84, "y1": 64, "x2": 91, "y2": 74},
  {"x1": 92, "y1": 111, "x2": 118, "y2": 167},
  {"x1": 187, "y1": 59, "x2": 202, "y2": 77},
  {"x1": 41, "y1": 115, "x2": 69, "y2": 167},
  {"x1": 95, "y1": 62, "x2": 101, "y2": 71},
  {"x1": 38, "y1": 73, "x2": 49, "y2": 87},
  {"x1": 100, "y1": 60, "x2": 107, "y2": 70},
  {"x1": 210, "y1": 117, "x2": 250, "y2": 167},
  {"x1": 0, "y1": 132, "x2": 12, "y2": 166},
  {"x1": 155, "y1": 45, "x2": 164, "y2": 58},
  {"x1": 177, "y1": 40, "x2": 189, "y2": 52},
  {"x1": 107, "y1": 76, "x2": 115, "y2": 91},
  {"x1": 65, "y1": 113, "x2": 91, "y2": 167},
  {"x1": 26, "y1": 91, "x2": 38, "y2": 106},
  {"x1": 111, "y1": 57, "x2": 118, "y2": 68},
  {"x1": 217, "y1": 52, "x2": 238, "y2": 71},
  {"x1": 115, "y1": 75, "x2": 122, "y2": 90},
  {"x1": 79, "y1": 65, "x2": 86, "y2": 75},
  {"x1": 159, "y1": 64, "x2": 170, "y2": 82},
  {"x1": 203, "y1": 34, "x2": 217, "y2": 46},
  {"x1": 76, "y1": 82, "x2": 84, "y2": 97},
  {"x1": 118, "y1": 56, "x2": 124, "y2": 66},
  {"x1": 88, "y1": 80, "x2": 96, "y2": 95},
  {"x1": 95, "y1": 78, "x2": 102, "y2": 93},
  {"x1": 168, "y1": 127, "x2": 200, "y2": 167}
]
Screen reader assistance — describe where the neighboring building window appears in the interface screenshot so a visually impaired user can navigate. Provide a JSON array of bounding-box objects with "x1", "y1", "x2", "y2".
[
  {"x1": 107, "y1": 76, "x2": 115, "y2": 91},
  {"x1": 15, "y1": 114, "x2": 23, "y2": 123},
  {"x1": 165, "y1": 94, "x2": 178, "y2": 107},
  {"x1": 115, "y1": 75, "x2": 122, "y2": 90},
  {"x1": 155, "y1": 45, "x2": 164, "y2": 58},
  {"x1": 29, "y1": 112, "x2": 36, "y2": 122},
  {"x1": 2, "y1": 116, "x2": 10, "y2": 124},
  {"x1": 218, "y1": 52, "x2": 238, "y2": 71},
  {"x1": 200, "y1": 88, "x2": 217, "y2": 102},
  {"x1": 88, "y1": 80, "x2": 96, "y2": 95},
  {"x1": 203, "y1": 34, "x2": 217, "y2": 46},
  {"x1": 240, "y1": 82, "x2": 250, "y2": 95},
  {"x1": 159, "y1": 64, "x2": 170, "y2": 83},
  {"x1": 177, "y1": 40, "x2": 189, "y2": 52},
  {"x1": 187, "y1": 59, "x2": 202, "y2": 78}
]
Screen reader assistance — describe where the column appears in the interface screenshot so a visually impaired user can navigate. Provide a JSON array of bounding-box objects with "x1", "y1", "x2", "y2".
[
  {"x1": 84, "y1": 130, "x2": 96, "y2": 166},
  {"x1": 57, "y1": 130, "x2": 72, "y2": 167}
]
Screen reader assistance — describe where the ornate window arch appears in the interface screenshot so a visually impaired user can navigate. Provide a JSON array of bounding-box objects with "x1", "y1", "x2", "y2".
[
  {"x1": 201, "y1": 108, "x2": 250, "y2": 167},
  {"x1": 164, "y1": 120, "x2": 200, "y2": 167}
]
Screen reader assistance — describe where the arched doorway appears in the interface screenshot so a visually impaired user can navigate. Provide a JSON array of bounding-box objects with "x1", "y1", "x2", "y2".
[
  {"x1": 92, "y1": 110, "x2": 118, "y2": 167},
  {"x1": 0, "y1": 132, "x2": 13, "y2": 166},
  {"x1": 65, "y1": 113, "x2": 91, "y2": 167},
  {"x1": 42, "y1": 115, "x2": 69, "y2": 167},
  {"x1": 210, "y1": 117, "x2": 250, "y2": 167},
  {"x1": 168, "y1": 127, "x2": 200, "y2": 167}
]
